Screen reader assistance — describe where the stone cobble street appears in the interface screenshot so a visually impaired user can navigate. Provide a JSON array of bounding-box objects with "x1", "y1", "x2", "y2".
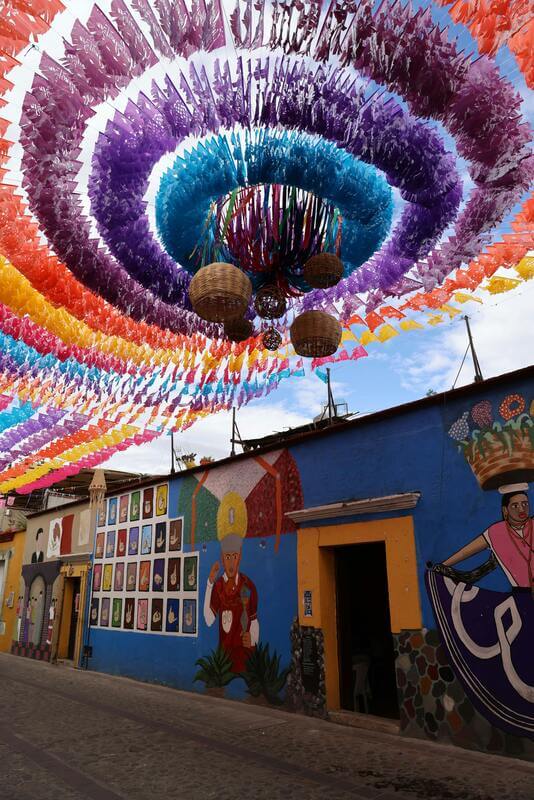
[{"x1": 0, "y1": 653, "x2": 533, "y2": 800}]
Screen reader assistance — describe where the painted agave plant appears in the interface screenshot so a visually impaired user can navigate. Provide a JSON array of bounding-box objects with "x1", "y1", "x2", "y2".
[
  {"x1": 194, "y1": 647, "x2": 236, "y2": 689},
  {"x1": 241, "y1": 642, "x2": 290, "y2": 705}
]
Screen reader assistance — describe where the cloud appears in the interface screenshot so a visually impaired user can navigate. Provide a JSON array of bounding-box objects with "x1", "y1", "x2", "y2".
[
  {"x1": 287, "y1": 371, "x2": 348, "y2": 418},
  {"x1": 393, "y1": 283, "x2": 534, "y2": 394},
  {"x1": 103, "y1": 282, "x2": 533, "y2": 474},
  {"x1": 102, "y1": 368, "x2": 347, "y2": 474},
  {"x1": 102, "y1": 398, "x2": 312, "y2": 474}
]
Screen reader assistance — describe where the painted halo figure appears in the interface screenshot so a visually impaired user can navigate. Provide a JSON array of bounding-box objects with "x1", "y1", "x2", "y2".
[
  {"x1": 203, "y1": 492, "x2": 259, "y2": 673},
  {"x1": 427, "y1": 394, "x2": 534, "y2": 741}
]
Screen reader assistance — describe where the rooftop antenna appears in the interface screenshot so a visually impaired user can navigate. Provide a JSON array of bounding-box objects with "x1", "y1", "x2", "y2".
[
  {"x1": 230, "y1": 408, "x2": 244, "y2": 456},
  {"x1": 463, "y1": 316, "x2": 484, "y2": 384},
  {"x1": 170, "y1": 431, "x2": 179, "y2": 474},
  {"x1": 326, "y1": 367, "x2": 336, "y2": 424}
]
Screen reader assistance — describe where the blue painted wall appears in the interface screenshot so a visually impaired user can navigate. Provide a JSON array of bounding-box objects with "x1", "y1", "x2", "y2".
[
  {"x1": 88, "y1": 527, "x2": 297, "y2": 697},
  {"x1": 85, "y1": 369, "x2": 533, "y2": 694},
  {"x1": 293, "y1": 370, "x2": 533, "y2": 624}
]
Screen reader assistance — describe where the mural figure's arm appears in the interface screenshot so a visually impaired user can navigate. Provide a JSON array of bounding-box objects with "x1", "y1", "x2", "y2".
[
  {"x1": 250, "y1": 618, "x2": 259, "y2": 646},
  {"x1": 430, "y1": 534, "x2": 498, "y2": 584},
  {"x1": 247, "y1": 580, "x2": 259, "y2": 646},
  {"x1": 442, "y1": 535, "x2": 488, "y2": 567},
  {"x1": 203, "y1": 561, "x2": 220, "y2": 627}
]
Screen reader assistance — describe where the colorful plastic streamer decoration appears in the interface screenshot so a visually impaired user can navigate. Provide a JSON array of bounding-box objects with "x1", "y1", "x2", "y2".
[{"x1": 0, "y1": 0, "x2": 531, "y2": 492}]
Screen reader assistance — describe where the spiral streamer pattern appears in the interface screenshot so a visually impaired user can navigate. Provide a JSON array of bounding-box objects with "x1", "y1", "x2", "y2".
[{"x1": 0, "y1": 0, "x2": 531, "y2": 493}]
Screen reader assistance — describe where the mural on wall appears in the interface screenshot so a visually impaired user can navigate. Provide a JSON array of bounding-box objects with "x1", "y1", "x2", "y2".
[
  {"x1": 89, "y1": 482, "x2": 200, "y2": 637},
  {"x1": 204, "y1": 492, "x2": 259, "y2": 673},
  {"x1": 47, "y1": 514, "x2": 74, "y2": 558},
  {"x1": 77, "y1": 509, "x2": 92, "y2": 547},
  {"x1": 89, "y1": 450, "x2": 303, "y2": 702},
  {"x1": 177, "y1": 449, "x2": 302, "y2": 548},
  {"x1": 188, "y1": 450, "x2": 303, "y2": 703},
  {"x1": 13, "y1": 508, "x2": 77, "y2": 658},
  {"x1": 31, "y1": 527, "x2": 44, "y2": 563},
  {"x1": 427, "y1": 393, "x2": 534, "y2": 740}
]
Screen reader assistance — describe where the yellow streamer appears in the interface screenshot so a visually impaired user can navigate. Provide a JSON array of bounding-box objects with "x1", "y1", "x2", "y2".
[
  {"x1": 399, "y1": 319, "x2": 424, "y2": 331},
  {"x1": 439, "y1": 304, "x2": 461, "y2": 319},
  {"x1": 516, "y1": 256, "x2": 534, "y2": 281},
  {"x1": 359, "y1": 330, "x2": 379, "y2": 345},
  {"x1": 485, "y1": 276, "x2": 522, "y2": 294},
  {"x1": 376, "y1": 324, "x2": 399, "y2": 342}
]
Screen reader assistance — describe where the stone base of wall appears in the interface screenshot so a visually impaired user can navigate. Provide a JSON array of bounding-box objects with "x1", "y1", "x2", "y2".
[
  {"x1": 394, "y1": 629, "x2": 534, "y2": 762},
  {"x1": 11, "y1": 641, "x2": 51, "y2": 662},
  {"x1": 285, "y1": 618, "x2": 327, "y2": 718}
]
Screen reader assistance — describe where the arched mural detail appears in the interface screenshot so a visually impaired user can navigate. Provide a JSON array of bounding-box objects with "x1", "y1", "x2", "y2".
[{"x1": 27, "y1": 575, "x2": 46, "y2": 647}]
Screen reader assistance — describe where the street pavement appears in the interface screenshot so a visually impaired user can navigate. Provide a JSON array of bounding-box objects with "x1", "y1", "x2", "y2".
[{"x1": 0, "y1": 653, "x2": 532, "y2": 800}]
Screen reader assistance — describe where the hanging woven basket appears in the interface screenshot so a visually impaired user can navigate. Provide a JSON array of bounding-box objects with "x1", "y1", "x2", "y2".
[
  {"x1": 254, "y1": 284, "x2": 287, "y2": 320},
  {"x1": 290, "y1": 311, "x2": 341, "y2": 358},
  {"x1": 224, "y1": 317, "x2": 254, "y2": 342},
  {"x1": 303, "y1": 253, "x2": 344, "y2": 289},
  {"x1": 189, "y1": 262, "x2": 252, "y2": 323},
  {"x1": 262, "y1": 327, "x2": 282, "y2": 351}
]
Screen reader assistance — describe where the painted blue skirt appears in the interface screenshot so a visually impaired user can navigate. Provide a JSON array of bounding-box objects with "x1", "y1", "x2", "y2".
[{"x1": 426, "y1": 570, "x2": 534, "y2": 739}]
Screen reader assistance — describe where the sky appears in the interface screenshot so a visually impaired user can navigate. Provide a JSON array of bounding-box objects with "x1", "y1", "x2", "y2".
[
  {"x1": 1, "y1": 1, "x2": 532, "y2": 476},
  {"x1": 102, "y1": 282, "x2": 534, "y2": 474}
]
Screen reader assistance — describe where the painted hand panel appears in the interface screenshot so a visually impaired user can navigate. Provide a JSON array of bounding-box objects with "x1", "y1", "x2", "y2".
[{"x1": 89, "y1": 484, "x2": 198, "y2": 638}]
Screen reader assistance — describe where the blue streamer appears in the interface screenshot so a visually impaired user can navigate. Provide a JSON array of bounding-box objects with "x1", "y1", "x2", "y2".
[{"x1": 156, "y1": 130, "x2": 393, "y2": 288}]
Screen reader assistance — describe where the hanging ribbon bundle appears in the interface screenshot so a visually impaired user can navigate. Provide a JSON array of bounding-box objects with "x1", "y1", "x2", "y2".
[
  {"x1": 0, "y1": 0, "x2": 531, "y2": 492},
  {"x1": 154, "y1": 130, "x2": 393, "y2": 291}
]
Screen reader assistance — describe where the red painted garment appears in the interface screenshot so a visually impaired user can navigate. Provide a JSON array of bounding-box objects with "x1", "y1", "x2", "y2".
[{"x1": 210, "y1": 573, "x2": 258, "y2": 673}]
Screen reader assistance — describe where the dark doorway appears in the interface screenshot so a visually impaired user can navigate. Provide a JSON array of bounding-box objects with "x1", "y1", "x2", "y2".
[
  {"x1": 335, "y1": 542, "x2": 399, "y2": 719},
  {"x1": 67, "y1": 577, "x2": 81, "y2": 660}
]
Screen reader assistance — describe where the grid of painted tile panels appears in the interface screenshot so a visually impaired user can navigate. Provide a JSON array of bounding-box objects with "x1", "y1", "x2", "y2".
[{"x1": 89, "y1": 484, "x2": 199, "y2": 637}]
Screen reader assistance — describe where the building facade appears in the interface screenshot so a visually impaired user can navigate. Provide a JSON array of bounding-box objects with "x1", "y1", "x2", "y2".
[
  {"x1": 83, "y1": 366, "x2": 534, "y2": 760},
  {"x1": 12, "y1": 501, "x2": 94, "y2": 663},
  {"x1": 0, "y1": 527, "x2": 25, "y2": 652}
]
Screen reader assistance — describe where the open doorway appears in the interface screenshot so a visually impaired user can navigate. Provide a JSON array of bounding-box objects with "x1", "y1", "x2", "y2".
[
  {"x1": 58, "y1": 577, "x2": 81, "y2": 661},
  {"x1": 335, "y1": 542, "x2": 399, "y2": 719},
  {"x1": 67, "y1": 577, "x2": 81, "y2": 660}
]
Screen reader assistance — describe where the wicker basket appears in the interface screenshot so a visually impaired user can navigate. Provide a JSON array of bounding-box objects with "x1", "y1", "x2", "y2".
[
  {"x1": 290, "y1": 311, "x2": 342, "y2": 358},
  {"x1": 189, "y1": 262, "x2": 252, "y2": 323},
  {"x1": 304, "y1": 253, "x2": 343, "y2": 289},
  {"x1": 466, "y1": 427, "x2": 534, "y2": 490},
  {"x1": 254, "y1": 285, "x2": 287, "y2": 319},
  {"x1": 262, "y1": 327, "x2": 282, "y2": 351},
  {"x1": 224, "y1": 317, "x2": 254, "y2": 343}
]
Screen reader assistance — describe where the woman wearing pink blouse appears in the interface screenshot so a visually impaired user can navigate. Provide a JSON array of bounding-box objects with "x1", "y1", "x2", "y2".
[
  {"x1": 440, "y1": 487, "x2": 532, "y2": 589},
  {"x1": 426, "y1": 483, "x2": 534, "y2": 741}
]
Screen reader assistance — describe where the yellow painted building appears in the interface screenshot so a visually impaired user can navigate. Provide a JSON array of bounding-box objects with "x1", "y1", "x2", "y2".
[{"x1": 0, "y1": 528, "x2": 26, "y2": 652}]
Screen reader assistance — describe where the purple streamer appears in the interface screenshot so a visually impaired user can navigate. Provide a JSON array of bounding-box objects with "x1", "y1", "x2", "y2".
[{"x1": 16, "y1": 0, "x2": 533, "y2": 333}]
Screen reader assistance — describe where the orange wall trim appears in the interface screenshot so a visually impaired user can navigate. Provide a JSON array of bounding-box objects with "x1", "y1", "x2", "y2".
[{"x1": 296, "y1": 516, "x2": 422, "y2": 710}]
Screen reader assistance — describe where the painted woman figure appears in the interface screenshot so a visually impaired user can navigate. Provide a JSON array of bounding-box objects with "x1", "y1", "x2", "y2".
[
  {"x1": 427, "y1": 483, "x2": 534, "y2": 740},
  {"x1": 15, "y1": 595, "x2": 23, "y2": 641},
  {"x1": 437, "y1": 486, "x2": 532, "y2": 590},
  {"x1": 46, "y1": 599, "x2": 56, "y2": 647}
]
